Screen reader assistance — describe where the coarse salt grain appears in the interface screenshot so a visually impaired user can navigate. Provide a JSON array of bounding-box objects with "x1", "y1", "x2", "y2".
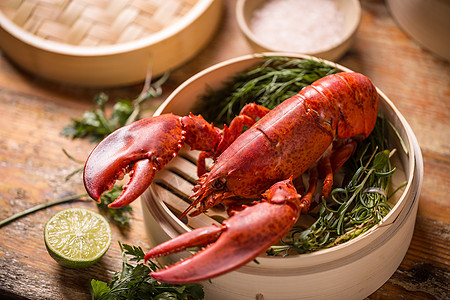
[{"x1": 250, "y1": 0, "x2": 345, "y2": 53}]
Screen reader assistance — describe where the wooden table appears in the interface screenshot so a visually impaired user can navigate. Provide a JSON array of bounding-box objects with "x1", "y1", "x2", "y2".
[{"x1": 1, "y1": 1, "x2": 448, "y2": 299}]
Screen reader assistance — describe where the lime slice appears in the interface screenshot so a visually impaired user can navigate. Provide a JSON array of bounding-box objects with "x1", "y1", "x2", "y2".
[{"x1": 44, "y1": 207, "x2": 111, "y2": 268}]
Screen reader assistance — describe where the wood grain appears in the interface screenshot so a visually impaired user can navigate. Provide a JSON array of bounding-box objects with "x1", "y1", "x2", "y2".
[{"x1": 0, "y1": 0, "x2": 449, "y2": 299}]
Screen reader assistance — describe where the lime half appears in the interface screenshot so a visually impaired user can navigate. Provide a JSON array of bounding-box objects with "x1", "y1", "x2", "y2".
[{"x1": 44, "y1": 207, "x2": 111, "y2": 268}]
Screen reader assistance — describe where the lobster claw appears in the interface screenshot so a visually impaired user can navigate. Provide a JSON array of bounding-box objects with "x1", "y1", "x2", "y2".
[
  {"x1": 145, "y1": 178, "x2": 301, "y2": 284},
  {"x1": 83, "y1": 114, "x2": 186, "y2": 208}
]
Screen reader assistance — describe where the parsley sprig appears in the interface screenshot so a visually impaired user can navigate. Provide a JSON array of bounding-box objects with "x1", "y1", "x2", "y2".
[
  {"x1": 62, "y1": 72, "x2": 169, "y2": 143},
  {"x1": 90, "y1": 242, "x2": 204, "y2": 300},
  {"x1": 62, "y1": 150, "x2": 132, "y2": 227},
  {"x1": 96, "y1": 185, "x2": 132, "y2": 226}
]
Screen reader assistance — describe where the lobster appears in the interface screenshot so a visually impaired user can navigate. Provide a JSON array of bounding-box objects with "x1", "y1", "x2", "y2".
[{"x1": 83, "y1": 72, "x2": 379, "y2": 284}]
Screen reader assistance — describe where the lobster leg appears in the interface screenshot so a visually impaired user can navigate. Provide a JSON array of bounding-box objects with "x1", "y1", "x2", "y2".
[
  {"x1": 316, "y1": 141, "x2": 358, "y2": 201},
  {"x1": 330, "y1": 141, "x2": 358, "y2": 173},
  {"x1": 196, "y1": 103, "x2": 271, "y2": 177},
  {"x1": 300, "y1": 165, "x2": 319, "y2": 214},
  {"x1": 318, "y1": 155, "x2": 333, "y2": 200},
  {"x1": 145, "y1": 177, "x2": 301, "y2": 284}
]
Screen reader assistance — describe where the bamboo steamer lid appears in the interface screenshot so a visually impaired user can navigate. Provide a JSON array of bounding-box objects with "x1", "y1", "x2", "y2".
[{"x1": 0, "y1": 0, "x2": 223, "y2": 86}]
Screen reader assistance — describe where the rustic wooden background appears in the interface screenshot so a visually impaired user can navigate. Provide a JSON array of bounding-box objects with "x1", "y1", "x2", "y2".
[{"x1": 0, "y1": 1, "x2": 449, "y2": 299}]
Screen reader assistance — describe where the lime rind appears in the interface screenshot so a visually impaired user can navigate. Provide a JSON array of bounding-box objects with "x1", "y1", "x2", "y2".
[{"x1": 44, "y1": 208, "x2": 112, "y2": 268}]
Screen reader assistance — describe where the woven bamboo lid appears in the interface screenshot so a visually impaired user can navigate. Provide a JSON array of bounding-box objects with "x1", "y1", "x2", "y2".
[
  {"x1": 0, "y1": 0, "x2": 223, "y2": 86},
  {"x1": 1, "y1": 0, "x2": 198, "y2": 46}
]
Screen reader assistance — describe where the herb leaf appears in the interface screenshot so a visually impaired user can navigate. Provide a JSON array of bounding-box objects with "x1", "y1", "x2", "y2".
[
  {"x1": 61, "y1": 149, "x2": 133, "y2": 227},
  {"x1": 97, "y1": 186, "x2": 133, "y2": 226},
  {"x1": 90, "y1": 279, "x2": 110, "y2": 299},
  {"x1": 62, "y1": 72, "x2": 169, "y2": 143},
  {"x1": 90, "y1": 242, "x2": 204, "y2": 300}
]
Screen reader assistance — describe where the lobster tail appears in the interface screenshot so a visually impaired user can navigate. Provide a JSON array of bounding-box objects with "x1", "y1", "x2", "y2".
[
  {"x1": 320, "y1": 72, "x2": 378, "y2": 139},
  {"x1": 307, "y1": 72, "x2": 378, "y2": 140},
  {"x1": 337, "y1": 72, "x2": 378, "y2": 139}
]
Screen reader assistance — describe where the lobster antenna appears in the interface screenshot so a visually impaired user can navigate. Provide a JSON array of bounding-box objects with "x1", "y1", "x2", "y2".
[{"x1": 179, "y1": 195, "x2": 203, "y2": 220}]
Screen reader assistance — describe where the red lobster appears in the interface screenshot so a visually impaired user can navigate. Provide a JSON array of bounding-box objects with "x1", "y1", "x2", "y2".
[{"x1": 83, "y1": 72, "x2": 378, "y2": 283}]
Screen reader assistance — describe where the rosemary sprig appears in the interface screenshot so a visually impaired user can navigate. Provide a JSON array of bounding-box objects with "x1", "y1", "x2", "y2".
[
  {"x1": 195, "y1": 57, "x2": 340, "y2": 124},
  {"x1": 90, "y1": 242, "x2": 204, "y2": 300},
  {"x1": 267, "y1": 116, "x2": 403, "y2": 256}
]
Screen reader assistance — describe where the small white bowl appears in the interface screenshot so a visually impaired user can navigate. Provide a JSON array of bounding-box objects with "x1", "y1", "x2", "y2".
[
  {"x1": 141, "y1": 53, "x2": 423, "y2": 299},
  {"x1": 0, "y1": 0, "x2": 223, "y2": 87},
  {"x1": 236, "y1": 0, "x2": 361, "y2": 61}
]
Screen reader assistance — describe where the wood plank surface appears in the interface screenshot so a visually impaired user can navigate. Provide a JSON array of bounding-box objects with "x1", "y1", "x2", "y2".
[{"x1": 0, "y1": 1, "x2": 449, "y2": 299}]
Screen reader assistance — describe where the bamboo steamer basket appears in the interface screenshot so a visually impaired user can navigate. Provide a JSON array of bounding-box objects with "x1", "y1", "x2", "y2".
[
  {"x1": 141, "y1": 53, "x2": 423, "y2": 300},
  {"x1": 386, "y1": 0, "x2": 450, "y2": 62},
  {"x1": 0, "y1": 0, "x2": 222, "y2": 87}
]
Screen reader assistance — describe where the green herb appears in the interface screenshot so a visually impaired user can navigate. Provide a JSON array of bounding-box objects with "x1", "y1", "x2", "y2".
[
  {"x1": 90, "y1": 242, "x2": 204, "y2": 300},
  {"x1": 267, "y1": 116, "x2": 405, "y2": 255},
  {"x1": 62, "y1": 72, "x2": 169, "y2": 143},
  {"x1": 0, "y1": 193, "x2": 85, "y2": 228},
  {"x1": 195, "y1": 56, "x2": 340, "y2": 124},
  {"x1": 62, "y1": 149, "x2": 133, "y2": 226},
  {"x1": 96, "y1": 185, "x2": 132, "y2": 226}
]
